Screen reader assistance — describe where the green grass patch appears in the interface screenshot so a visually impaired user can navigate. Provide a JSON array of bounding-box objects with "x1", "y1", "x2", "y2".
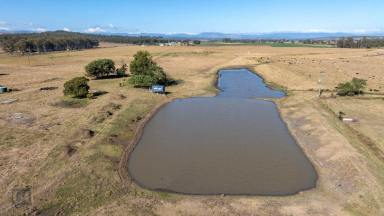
[
  {"x1": 129, "y1": 186, "x2": 175, "y2": 201},
  {"x1": 98, "y1": 144, "x2": 122, "y2": 158},
  {"x1": 0, "y1": 127, "x2": 45, "y2": 148},
  {"x1": 154, "y1": 51, "x2": 216, "y2": 57},
  {"x1": 53, "y1": 97, "x2": 89, "y2": 108},
  {"x1": 107, "y1": 97, "x2": 160, "y2": 138},
  {"x1": 269, "y1": 43, "x2": 333, "y2": 48},
  {"x1": 39, "y1": 95, "x2": 171, "y2": 214},
  {"x1": 52, "y1": 169, "x2": 121, "y2": 215},
  {"x1": 266, "y1": 81, "x2": 288, "y2": 94}
]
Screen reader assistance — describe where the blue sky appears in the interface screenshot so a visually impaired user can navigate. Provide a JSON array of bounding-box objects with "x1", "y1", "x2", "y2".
[{"x1": 0, "y1": 0, "x2": 383, "y2": 33}]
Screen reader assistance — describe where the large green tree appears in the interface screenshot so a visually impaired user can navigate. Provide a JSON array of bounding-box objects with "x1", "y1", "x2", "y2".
[
  {"x1": 129, "y1": 51, "x2": 168, "y2": 87},
  {"x1": 63, "y1": 77, "x2": 90, "y2": 98},
  {"x1": 129, "y1": 51, "x2": 156, "y2": 75},
  {"x1": 85, "y1": 59, "x2": 115, "y2": 79}
]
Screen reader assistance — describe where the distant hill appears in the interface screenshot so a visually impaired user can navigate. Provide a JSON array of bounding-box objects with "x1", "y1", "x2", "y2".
[
  {"x1": 107, "y1": 31, "x2": 384, "y2": 40},
  {"x1": 1, "y1": 29, "x2": 384, "y2": 40}
]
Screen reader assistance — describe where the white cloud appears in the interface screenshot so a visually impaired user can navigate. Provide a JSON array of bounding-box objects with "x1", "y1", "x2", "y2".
[
  {"x1": 85, "y1": 27, "x2": 105, "y2": 33},
  {"x1": 302, "y1": 29, "x2": 335, "y2": 33},
  {"x1": 164, "y1": 32, "x2": 199, "y2": 35},
  {"x1": 108, "y1": 24, "x2": 115, "y2": 28},
  {"x1": 0, "y1": 21, "x2": 10, "y2": 31},
  {"x1": 351, "y1": 29, "x2": 381, "y2": 33},
  {"x1": 36, "y1": 27, "x2": 47, "y2": 32},
  {"x1": 297, "y1": 28, "x2": 384, "y2": 34},
  {"x1": 63, "y1": 27, "x2": 70, "y2": 32}
]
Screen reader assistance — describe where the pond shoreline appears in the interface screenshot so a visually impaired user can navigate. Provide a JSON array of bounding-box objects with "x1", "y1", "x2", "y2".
[{"x1": 119, "y1": 67, "x2": 318, "y2": 196}]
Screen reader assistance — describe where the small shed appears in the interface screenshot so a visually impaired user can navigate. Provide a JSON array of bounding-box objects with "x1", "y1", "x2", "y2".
[{"x1": 151, "y1": 85, "x2": 165, "y2": 94}]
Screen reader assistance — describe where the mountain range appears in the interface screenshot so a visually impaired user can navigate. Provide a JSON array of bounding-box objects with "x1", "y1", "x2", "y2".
[
  {"x1": 1, "y1": 29, "x2": 384, "y2": 40},
  {"x1": 112, "y1": 32, "x2": 384, "y2": 40}
]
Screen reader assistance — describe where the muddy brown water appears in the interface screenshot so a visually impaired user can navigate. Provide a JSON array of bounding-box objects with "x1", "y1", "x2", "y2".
[{"x1": 128, "y1": 69, "x2": 317, "y2": 195}]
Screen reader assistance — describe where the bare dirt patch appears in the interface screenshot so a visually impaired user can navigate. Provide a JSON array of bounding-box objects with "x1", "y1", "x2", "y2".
[{"x1": 6, "y1": 112, "x2": 35, "y2": 126}]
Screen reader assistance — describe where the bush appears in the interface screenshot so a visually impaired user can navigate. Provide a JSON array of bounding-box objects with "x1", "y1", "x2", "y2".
[
  {"x1": 128, "y1": 75, "x2": 157, "y2": 87},
  {"x1": 63, "y1": 77, "x2": 90, "y2": 98},
  {"x1": 336, "y1": 78, "x2": 367, "y2": 96},
  {"x1": 128, "y1": 51, "x2": 170, "y2": 87},
  {"x1": 116, "y1": 63, "x2": 127, "y2": 77},
  {"x1": 85, "y1": 59, "x2": 115, "y2": 79}
]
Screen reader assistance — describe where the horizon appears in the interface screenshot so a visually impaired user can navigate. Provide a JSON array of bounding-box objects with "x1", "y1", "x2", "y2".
[
  {"x1": 1, "y1": 0, "x2": 384, "y2": 34},
  {"x1": 3, "y1": 29, "x2": 384, "y2": 41}
]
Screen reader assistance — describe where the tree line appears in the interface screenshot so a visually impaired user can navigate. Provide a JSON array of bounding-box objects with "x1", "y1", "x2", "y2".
[
  {"x1": 222, "y1": 38, "x2": 292, "y2": 43},
  {"x1": 300, "y1": 37, "x2": 384, "y2": 48},
  {"x1": 336, "y1": 37, "x2": 384, "y2": 48},
  {"x1": 91, "y1": 34, "x2": 179, "y2": 45},
  {"x1": 0, "y1": 32, "x2": 99, "y2": 54},
  {"x1": 0, "y1": 31, "x2": 190, "y2": 54},
  {"x1": 220, "y1": 37, "x2": 384, "y2": 48}
]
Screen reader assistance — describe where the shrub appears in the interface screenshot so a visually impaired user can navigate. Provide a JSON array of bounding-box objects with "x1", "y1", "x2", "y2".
[
  {"x1": 336, "y1": 78, "x2": 367, "y2": 96},
  {"x1": 85, "y1": 59, "x2": 115, "y2": 79},
  {"x1": 116, "y1": 63, "x2": 127, "y2": 77},
  {"x1": 63, "y1": 77, "x2": 90, "y2": 98},
  {"x1": 128, "y1": 51, "x2": 170, "y2": 87},
  {"x1": 128, "y1": 75, "x2": 157, "y2": 87}
]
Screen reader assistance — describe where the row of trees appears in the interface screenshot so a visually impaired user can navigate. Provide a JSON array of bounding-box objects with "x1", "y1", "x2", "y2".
[
  {"x1": 0, "y1": 33, "x2": 99, "y2": 54},
  {"x1": 336, "y1": 37, "x2": 384, "y2": 48},
  {"x1": 92, "y1": 34, "x2": 179, "y2": 45},
  {"x1": 220, "y1": 37, "x2": 384, "y2": 48},
  {"x1": 0, "y1": 31, "x2": 196, "y2": 54},
  {"x1": 222, "y1": 38, "x2": 291, "y2": 43},
  {"x1": 84, "y1": 51, "x2": 170, "y2": 87}
]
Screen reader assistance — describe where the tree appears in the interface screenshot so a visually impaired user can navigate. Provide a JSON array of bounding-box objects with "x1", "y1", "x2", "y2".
[
  {"x1": 129, "y1": 51, "x2": 155, "y2": 76},
  {"x1": 351, "y1": 77, "x2": 367, "y2": 92},
  {"x1": 336, "y1": 78, "x2": 367, "y2": 96},
  {"x1": 193, "y1": 40, "x2": 201, "y2": 45},
  {"x1": 63, "y1": 77, "x2": 90, "y2": 98},
  {"x1": 129, "y1": 51, "x2": 169, "y2": 87},
  {"x1": 346, "y1": 37, "x2": 354, "y2": 48},
  {"x1": 151, "y1": 64, "x2": 168, "y2": 84},
  {"x1": 85, "y1": 59, "x2": 115, "y2": 79}
]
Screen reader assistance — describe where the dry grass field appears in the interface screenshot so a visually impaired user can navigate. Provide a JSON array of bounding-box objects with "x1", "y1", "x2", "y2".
[{"x1": 0, "y1": 44, "x2": 384, "y2": 215}]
